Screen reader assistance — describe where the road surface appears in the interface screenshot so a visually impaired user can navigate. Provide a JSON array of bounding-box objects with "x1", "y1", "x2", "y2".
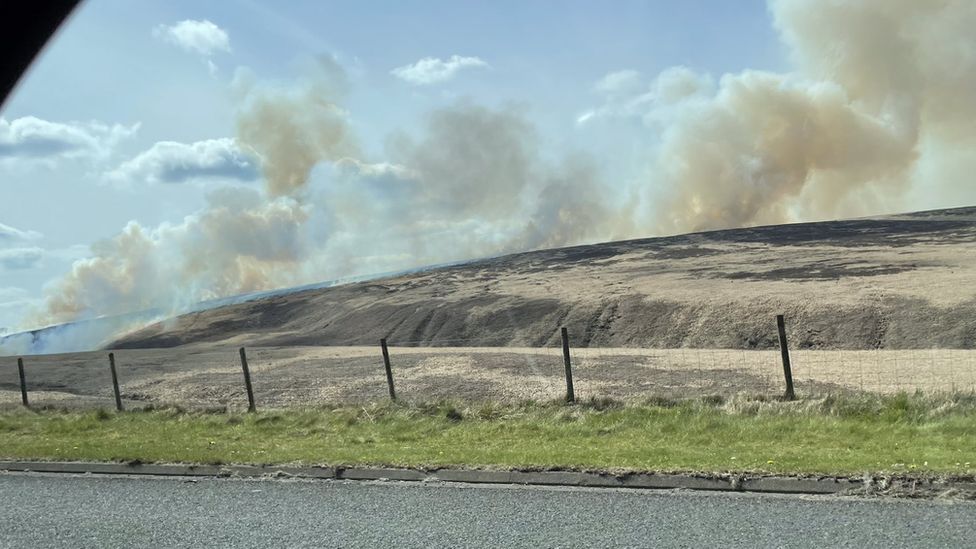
[{"x1": 1, "y1": 473, "x2": 974, "y2": 548}]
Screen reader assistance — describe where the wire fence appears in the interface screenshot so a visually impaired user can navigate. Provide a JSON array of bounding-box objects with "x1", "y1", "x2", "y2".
[{"x1": 3, "y1": 325, "x2": 976, "y2": 411}]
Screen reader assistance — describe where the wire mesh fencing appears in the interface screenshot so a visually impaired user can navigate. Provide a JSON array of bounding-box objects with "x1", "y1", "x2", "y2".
[
  {"x1": 789, "y1": 348, "x2": 976, "y2": 395},
  {"x1": 4, "y1": 336, "x2": 976, "y2": 411}
]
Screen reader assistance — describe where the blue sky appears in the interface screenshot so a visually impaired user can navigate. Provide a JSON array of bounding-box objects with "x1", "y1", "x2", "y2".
[{"x1": 4, "y1": 0, "x2": 969, "y2": 338}]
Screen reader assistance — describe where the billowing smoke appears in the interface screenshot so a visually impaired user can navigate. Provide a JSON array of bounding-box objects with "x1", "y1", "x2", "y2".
[
  {"x1": 235, "y1": 55, "x2": 358, "y2": 199},
  {"x1": 5, "y1": 0, "x2": 976, "y2": 354},
  {"x1": 361, "y1": 102, "x2": 622, "y2": 262},
  {"x1": 4, "y1": 65, "x2": 622, "y2": 354},
  {"x1": 10, "y1": 57, "x2": 357, "y2": 345},
  {"x1": 645, "y1": 0, "x2": 976, "y2": 233}
]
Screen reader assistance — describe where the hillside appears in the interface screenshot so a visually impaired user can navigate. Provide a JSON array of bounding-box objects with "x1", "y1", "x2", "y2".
[{"x1": 111, "y1": 206, "x2": 976, "y2": 351}]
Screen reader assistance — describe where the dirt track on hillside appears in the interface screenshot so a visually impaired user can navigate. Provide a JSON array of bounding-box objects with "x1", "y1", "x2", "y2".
[{"x1": 4, "y1": 345, "x2": 975, "y2": 410}]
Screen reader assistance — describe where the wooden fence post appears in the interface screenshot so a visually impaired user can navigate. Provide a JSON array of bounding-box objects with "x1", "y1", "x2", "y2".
[
  {"x1": 108, "y1": 353, "x2": 123, "y2": 412},
  {"x1": 239, "y1": 347, "x2": 256, "y2": 412},
  {"x1": 17, "y1": 357, "x2": 28, "y2": 407},
  {"x1": 776, "y1": 315, "x2": 796, "y2": 400},
  {"x1": 561, "y1": 327, "x2": 575, "y2": 403},
  {"x1": 381, "y1": 338, "x2": 396, "y2": 401}
]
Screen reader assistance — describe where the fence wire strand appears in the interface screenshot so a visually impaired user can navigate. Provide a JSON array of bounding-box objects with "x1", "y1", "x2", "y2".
[{"x1": 6, "y1": 337, "x2": 976, "y2": 409}]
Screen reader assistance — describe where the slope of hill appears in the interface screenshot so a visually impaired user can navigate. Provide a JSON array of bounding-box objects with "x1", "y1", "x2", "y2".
[{"x1": 111, "y1": 207, "x2": 976, "y2": 351}]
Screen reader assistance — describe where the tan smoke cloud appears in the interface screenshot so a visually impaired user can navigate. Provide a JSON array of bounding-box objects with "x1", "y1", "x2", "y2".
[
  {"x1": 378, "y1": 102, "x2": 625, "y2": 260},
  {"x1": 24, "y1": 57, "x2": 355, "y2": 331},
  {"x1": 651, "y1": 71, "x2": 918, "y2": 233},
  {"x1": 388, "y1": 102, "x2": 539, "y2": 218},
  {"x1": 29, "y1": 190, "x2": 310, "y2": 329},
  {"x1": 649, "y1": 0, "x2": 976, "y2": 234},
  {"x1": 507, "y1": 159, "x2": 615, "y2": 252},
  {"x1": 236, "y1": 55, "x2": 358, "y2": 199}
]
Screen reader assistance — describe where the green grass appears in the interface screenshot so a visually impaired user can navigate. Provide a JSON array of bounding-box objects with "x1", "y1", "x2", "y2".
[{"x1": 2, "y1": 393, "x2": 976, "y2": 476}]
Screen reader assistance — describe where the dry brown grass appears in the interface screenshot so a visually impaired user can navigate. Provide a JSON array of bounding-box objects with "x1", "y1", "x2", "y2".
[{"x1": 4, "y1": 344, "x2": 976, "y2": 410}]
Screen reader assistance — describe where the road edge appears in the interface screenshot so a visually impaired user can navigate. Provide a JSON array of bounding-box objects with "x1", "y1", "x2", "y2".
[{"x1": 0, "y1": 460, "x2": 871, "y2": 495}]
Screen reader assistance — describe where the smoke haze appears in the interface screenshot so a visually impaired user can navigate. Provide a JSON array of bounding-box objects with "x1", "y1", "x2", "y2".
[{"x1": 4, "y1": 0, "x2": 976, "y2": 354}]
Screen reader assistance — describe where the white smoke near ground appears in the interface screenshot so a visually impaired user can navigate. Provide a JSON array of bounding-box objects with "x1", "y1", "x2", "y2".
[{"x1": 4, "y1": 0, "x2": 976, "y2": 355}]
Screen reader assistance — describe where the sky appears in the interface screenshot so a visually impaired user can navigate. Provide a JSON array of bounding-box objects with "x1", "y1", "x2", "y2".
[{"x1": 1, "y1": 0, "x2": 974, "y2": 343}]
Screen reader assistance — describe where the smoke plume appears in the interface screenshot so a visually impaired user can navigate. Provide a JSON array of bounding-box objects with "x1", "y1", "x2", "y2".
[
  {"x1": 647, "y1": 0, "x2": 976, "y2": 233},
  {"x1": 235, "y1": 55, "x2": 358, "y2": 199},
  {"x1": 5, "y1": 0, "x2": 976, "y2": 354},
  {"x1": 6, "y1": 68, "x2": 622, "y2": 353},
  {"x1": 15, "y1": 57, "x2": 357, "y2": 338}
]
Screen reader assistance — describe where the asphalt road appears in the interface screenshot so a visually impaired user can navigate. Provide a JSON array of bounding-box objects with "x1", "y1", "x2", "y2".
[{"x1": 1, "y1": 474, "x2": 975, "y2": 548}]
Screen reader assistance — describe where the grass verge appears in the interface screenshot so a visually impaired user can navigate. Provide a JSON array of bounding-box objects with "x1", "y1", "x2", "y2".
[{"x1": 2, "y1": 393, "x2": 976, "y2": 477}]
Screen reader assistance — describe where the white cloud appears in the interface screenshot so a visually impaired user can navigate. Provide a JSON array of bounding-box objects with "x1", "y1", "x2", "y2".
[
  {"x1": 593, "y1": 69, "x2": 643, "y2": 96},
  {"x1": 0, "y1": 116, "x2": 138, "y2": 164},
  {"x1": 103, "y1": 138, "x2": 259, "y2": 186},
  {"x1": 153, "y1": 19, "x2": 231, "y2": 56},
  {"x1": 577, "y1": 66, "x2": 713, "y2": 126},
  {"x1": 576, "y1": 111, "x2": 596, "y2": 125},
  {"x1": 46, "y1": 244, "x2": 91, "y2": 262},
  {"x1": 0, "y1": 223, "x2": 42, "y2": 243},
  {"x1": 0, "y1": 287, "x2": 40, "y2": 335},
  {"x1": 651, "y1": 66, "x2": 714, "y2": 103},
  {"x1": 0, "y1": 224, "x2": 46, "y2": 272},
  {"x1": 577, "y1": 69, "x2": 649, "y2": 125},
  {"x1": 334, "y1": 158, "x2": 416, "y2": 180},
  {"x1": 0, "y1": 247, "x2": 43, "y2": 270},
  {"x1": 0, "y1": 287, "x2": 28, "y2": 301},
  {"x1": 391, "y1": 55, "x2": 488, "y2": 85},
  {"x1": 333, "y1": 158, "x2": 419, "y2": 201}
]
